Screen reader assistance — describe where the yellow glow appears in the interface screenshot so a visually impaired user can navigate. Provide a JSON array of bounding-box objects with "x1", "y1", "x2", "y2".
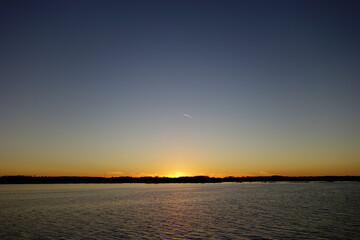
[{"x1": 165, "y1": 172, "x2": 187, "y2": 178}]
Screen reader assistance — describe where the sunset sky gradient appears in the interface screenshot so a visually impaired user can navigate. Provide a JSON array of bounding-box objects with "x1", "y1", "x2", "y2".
[{"x1": 1, "y1": 0, "x2": 359, "y2": 177}]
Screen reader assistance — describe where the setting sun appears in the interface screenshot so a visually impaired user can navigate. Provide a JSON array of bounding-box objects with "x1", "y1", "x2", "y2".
[{"x1": 165, "y1": 172, "x2": 187, "y2": 178}]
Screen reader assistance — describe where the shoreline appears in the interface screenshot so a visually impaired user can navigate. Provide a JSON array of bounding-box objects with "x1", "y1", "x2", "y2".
[{"x1": 1, "y1": 175, "x2": 359, "y2": 184}]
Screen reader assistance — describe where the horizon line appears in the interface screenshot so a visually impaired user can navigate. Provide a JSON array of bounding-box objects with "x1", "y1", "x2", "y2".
[{"x1": 2, "y1": 174, "x2": 360, "y2": 178}]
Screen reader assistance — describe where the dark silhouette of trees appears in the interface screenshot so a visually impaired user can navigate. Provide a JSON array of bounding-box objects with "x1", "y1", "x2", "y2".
[{"x1": 0, "y1": 175, "x2": 359, "y2": 184}]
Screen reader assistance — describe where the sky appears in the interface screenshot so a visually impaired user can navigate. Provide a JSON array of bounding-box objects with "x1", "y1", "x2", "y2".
[{"x1": 1, "y1": 0, "x2": 360, "y2": 177}]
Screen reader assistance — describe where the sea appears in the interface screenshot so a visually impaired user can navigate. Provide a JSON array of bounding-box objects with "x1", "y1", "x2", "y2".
[{"x1": 0, "y1": 182, "x2": 359, "y2": 239}]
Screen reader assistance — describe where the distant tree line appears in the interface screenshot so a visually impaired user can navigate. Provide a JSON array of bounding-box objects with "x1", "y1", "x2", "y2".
[{"x1": 0, "y1": 175, "x2": 359, "y2": 184}]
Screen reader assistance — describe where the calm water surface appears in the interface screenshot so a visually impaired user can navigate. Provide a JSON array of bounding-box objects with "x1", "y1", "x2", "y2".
[{"x1": 0, "y1": 182, "x2": 359, "y2": 239}]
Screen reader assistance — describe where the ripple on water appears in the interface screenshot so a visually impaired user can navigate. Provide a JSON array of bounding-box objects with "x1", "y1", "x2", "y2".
[{"x1": 0, "y1": 182, "x2": 359, "y2": 239}]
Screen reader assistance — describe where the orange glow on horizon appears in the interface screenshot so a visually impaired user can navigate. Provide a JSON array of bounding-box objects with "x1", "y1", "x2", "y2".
[
  {"x1": 164, "y1": 172, "x2": 188, "y2": 178},
  {"x1": 2, "y1": 170, "x2": 359, "y2": 178}
]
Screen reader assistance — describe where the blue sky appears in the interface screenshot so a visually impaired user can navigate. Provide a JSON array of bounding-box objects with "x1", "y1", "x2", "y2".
[{"x1": 1, "y1": 0, "x2": 359, "y2": 176}]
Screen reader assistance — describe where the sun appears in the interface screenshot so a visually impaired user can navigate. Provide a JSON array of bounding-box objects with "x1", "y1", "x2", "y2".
[{"x1": 165, "y1": 172, "x2": 187, "y2": 178}]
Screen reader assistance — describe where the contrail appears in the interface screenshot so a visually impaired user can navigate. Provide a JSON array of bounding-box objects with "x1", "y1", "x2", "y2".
[{"x1": 183, "y1": 113, "x2": 193, "y2": 118}]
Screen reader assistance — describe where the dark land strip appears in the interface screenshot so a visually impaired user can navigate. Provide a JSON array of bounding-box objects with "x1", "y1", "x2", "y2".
[{"x1": 1, "y1": 175, "x2": 359, "y2": 184}]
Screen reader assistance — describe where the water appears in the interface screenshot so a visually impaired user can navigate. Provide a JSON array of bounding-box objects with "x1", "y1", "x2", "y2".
[{"x1": 0, "y1": 182, "x2": 359, "y2": 239}]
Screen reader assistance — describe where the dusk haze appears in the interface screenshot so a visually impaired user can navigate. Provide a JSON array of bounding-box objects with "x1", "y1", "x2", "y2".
[{"x1": 1, "y1": 0, "x2": 359, "y2": 178}]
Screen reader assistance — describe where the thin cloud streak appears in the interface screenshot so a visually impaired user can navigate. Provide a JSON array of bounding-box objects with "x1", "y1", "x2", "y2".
[{"x1": 183, "y1": 113, "x2": 193, "y2": 118}]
